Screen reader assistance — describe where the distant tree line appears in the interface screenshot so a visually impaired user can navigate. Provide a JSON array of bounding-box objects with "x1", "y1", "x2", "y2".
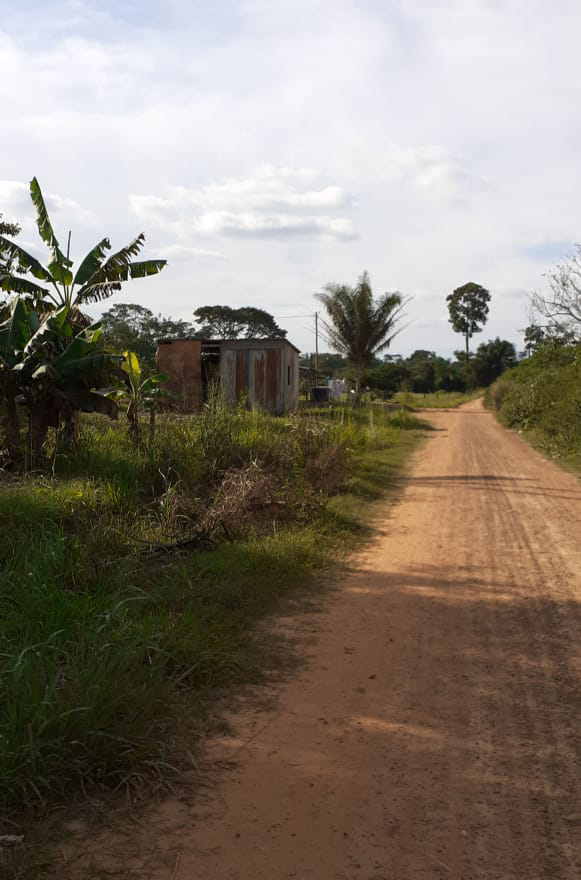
[
  {"x1": 99, "y1": 303, "x2": 287, "y2": 374},
  {"x1": 300, "y1": 339, "x2": 518, "y2": 396}
]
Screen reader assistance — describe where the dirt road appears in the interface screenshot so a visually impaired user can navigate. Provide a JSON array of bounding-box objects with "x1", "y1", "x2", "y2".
[{"x1": 68, "y1": 401, "x2": 581, "y2": 879}]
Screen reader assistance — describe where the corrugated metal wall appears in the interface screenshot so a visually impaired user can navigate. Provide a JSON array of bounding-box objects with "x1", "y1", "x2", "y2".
[
  {"x1": 221, "y1": 346, "x2": 286, "y2": 413},
  {"x1": 157, "y1": 339, "x2": 299, "y2": 415}
]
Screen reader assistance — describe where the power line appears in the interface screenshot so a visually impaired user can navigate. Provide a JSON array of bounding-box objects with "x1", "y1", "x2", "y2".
[{"x1": 272, "y1": 313, "x2": 315, "y2": 319}]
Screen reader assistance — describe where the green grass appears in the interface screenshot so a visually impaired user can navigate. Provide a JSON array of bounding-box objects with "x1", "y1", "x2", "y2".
[
  {"x1": 0, "y1": 400, "x2": 428, "y2": 853},
  {"x1": 393, "y1": 389, "x2": 481, "y2": 409}
]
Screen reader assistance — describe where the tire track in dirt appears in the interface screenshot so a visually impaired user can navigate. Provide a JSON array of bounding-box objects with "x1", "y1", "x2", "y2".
[{"x1": 64, "y1": 401, "x2": 581, "y2": 880}]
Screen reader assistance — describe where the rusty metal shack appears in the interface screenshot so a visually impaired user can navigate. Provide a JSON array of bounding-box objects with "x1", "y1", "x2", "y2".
[{"x1": 156, "y1": 337, "x2": 300, "y2": 415}]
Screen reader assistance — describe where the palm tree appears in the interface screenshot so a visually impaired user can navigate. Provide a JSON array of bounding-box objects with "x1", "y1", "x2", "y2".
[
  {"x1": 316, "y1": 271, "x2": 406, "y2": 403},
  {"x1": 0, "y1": 178, "x2": 166, "y2": 311}
]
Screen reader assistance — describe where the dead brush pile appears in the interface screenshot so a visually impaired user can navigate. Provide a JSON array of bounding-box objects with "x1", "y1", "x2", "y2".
[
  {"x1": 142, "y1": 409, "x2": 351, "y2": 549},
  {"x1": 202, "y1": 422, "x2": 348, "y2": 540},
  {"x1": 202, "y1": 460, "x2": 290, "y2": 538}
]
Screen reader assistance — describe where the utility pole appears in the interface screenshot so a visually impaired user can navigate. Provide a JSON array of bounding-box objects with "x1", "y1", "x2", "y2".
[{"x1": 315, "y1": 311, "x2": 319, "y2": 387}]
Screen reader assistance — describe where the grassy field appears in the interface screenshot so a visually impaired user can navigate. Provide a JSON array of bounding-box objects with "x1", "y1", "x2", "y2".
[
  {"x1": 392, "y1": 389, "x2": 481, "y2": 409},
  {"x1": 1, "y1": 398, "x2": 428, "y2": 874}
]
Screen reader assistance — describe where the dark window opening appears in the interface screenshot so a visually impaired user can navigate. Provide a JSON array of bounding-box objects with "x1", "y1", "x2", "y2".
[{"x1": 287, "y1": 364, "x2": 291, "y2": 385}]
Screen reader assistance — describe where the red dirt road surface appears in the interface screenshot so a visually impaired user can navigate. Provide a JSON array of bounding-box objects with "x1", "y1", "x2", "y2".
[{"x1": 67, "y1": 401, "x2": 581, "y2": 879}]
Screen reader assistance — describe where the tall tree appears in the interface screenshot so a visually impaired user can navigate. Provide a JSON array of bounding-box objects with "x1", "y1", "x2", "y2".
[
  {"x1": 193, "y1": 305, "x2": 286, "y2": 339},
  {"x1": 237, "y1": 306, "x2": 287, "y2": 338},
  {"x1": 316, "y1": 271, "x2": 406, "y2": 403},
  {"x1": 531, "y1": 244, "x2": 581, "y2": 331},
  {"x1": 523, "y1": 323, "x2": 545, "y2": 357},
  {"x1": 405, "y1": 350, "x2": 437, "y2": 394},
  {"x1": 0, "y1": 178, "x2": 166, "y2": 311},
  {"x1": 446, "y1": 282, "x2": 491, "y2": 359}
]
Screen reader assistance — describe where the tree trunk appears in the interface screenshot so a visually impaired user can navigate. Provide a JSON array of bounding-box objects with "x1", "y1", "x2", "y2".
[
  {"x1": 26, "y1": 404, "x2": 49, "y2": 468},
  {"x1": 465, "y1": 333, "x2": 470, "y2": 360},
  {"x1": 353, "y1": 365, "x2": 364, "y2": 407},
  {"x1": 127, "y1": 400, "x2": 141, "y2": 446},
  {"x1": 148, "y1": 407, "x2": 156, "y2": 453},
  {"x1": 61, "y1": 411, "x2": 79, "y2": 447},
  {"x1": 2, "y1": 384, "x2": 22, "y2": 464}
]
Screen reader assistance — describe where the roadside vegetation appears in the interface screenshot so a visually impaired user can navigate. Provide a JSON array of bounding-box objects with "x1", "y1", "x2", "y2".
[
  {"x1": 485, "y1": 341, "x2": 581, "y2": 468},
  {"x1": 0, "y1": 396, "x2": 426, "y2": 830},
  {"x1": 1, "y1": 187, "x2": 427, "y2": 850}
]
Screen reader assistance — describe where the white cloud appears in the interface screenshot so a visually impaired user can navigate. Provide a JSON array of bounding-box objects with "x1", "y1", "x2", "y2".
[
  {"x1": 0, "y1": 179, "x2": 96, "y2": 228},
  {"x1": 380, "y1": 145, "x2": 485, "y2": 200},
  {"x1": 130, "y1": 167, "x2": 356, "y2": 241},
  {"x1": 162, "y1": 243, "x2": 225, "y2": 260},
  {"x1": 2, "y1": 2, "x2": 581, "y2": 354}
]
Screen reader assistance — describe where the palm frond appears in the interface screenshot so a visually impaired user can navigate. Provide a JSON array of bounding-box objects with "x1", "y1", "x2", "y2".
[
  {"x1": 73, "y1": 280, "x2": 123, "y2": 304},
  {"x1": 316, "y1": 273, "x2": 407, "y2": 370},
  {"x1": 29, "y1": 178, "x2": 72, "y2": 280},
  {"x1": 0, "y1": 273, "x2": 50, "y2": 298},
  {"x1": 73, "y1": 238, "x2": 111, "y2": 286},
  {"x1": 75, "y1": 234, "x2": 166, "y2": 303},
  {"x1": 0, "y1": 237, "x2": 53, "y2": 282}
]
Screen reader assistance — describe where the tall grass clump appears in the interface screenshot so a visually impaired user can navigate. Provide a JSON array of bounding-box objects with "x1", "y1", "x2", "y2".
[
  {"x1": 0, "y1": 396, "x2": 426, "y2": 819},
  {"x1": 485, "y1": 343, "x2": 581, "y2": 459}
]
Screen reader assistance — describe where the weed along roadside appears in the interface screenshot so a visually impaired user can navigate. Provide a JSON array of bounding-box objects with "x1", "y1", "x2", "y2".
[
  {"x1": 0, "y1": 397, "x2": 428, "y2": 876},
  {"x1": 485, "y1": 342, "x2": 581, "y2": 476}
]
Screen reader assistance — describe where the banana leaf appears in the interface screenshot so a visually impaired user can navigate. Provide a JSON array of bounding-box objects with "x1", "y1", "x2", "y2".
[{"x1": 72, "y1": 238, "x2": 111, "y2": 287}]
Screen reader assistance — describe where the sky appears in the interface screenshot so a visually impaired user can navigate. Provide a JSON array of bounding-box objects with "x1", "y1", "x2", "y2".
[{"x1": 1, "y1": 0, "x2": 580, "y2": 357}]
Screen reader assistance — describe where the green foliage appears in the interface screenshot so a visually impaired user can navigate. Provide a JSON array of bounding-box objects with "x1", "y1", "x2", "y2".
[
  {"x1": 364, "y1": 361, "x2": 410, "y2": 396},
  {"x1": 485, "y1": 343, "x2": 581, "y2": 457},
  {"x1": 0, "y1": 213, "x2": 22, "y2": 293},
  {"x1": 107, "y1": 350, "x2": 173, "y2": 446},
  {"x1": 471, "y1": 337, "x2": 516, "y2": 387},
  {"x1": 0, "y1": 298, "x2": 123, "y2": 463},
  {"x1": 316, "y1": 271, "x2": 406, "y2": 401},
  {"x1": 0, "y1": 402, "x2": 425, "y2": 818},
  {"x1": 446, "y1": 281, "x2": 491, "y2": 357},
  {"x1": 299, "y1": 352, "x2": 348, "y2": 375},
  {"x1": 394, "y1": 389, "x2": 481, "y2": 409},
  {"x1": 100, "y1": 302, "x2": 195, "y2": 374},
  {"x1": 193, "y1": 305, "x2": 287, "y2": 339},
  {"x1": 0, "y1": 179, "x2": 166, "y2": 310},
  {"x1": 523, "y1": 323, "x2": 546, "y2": 356}
]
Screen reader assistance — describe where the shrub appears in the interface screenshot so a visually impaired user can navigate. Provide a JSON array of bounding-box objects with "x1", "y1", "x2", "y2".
[{"x1": 486, "y1": 343, "x2": 581, "y2": 455}]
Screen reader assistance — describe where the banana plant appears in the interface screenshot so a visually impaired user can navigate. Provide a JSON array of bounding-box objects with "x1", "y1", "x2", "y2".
[
  {"x1": 108, "y1": 351, "x2": 173, "y2": 448},
  {"x1": 0, "y1": 296, "x2": 124, "y2": 463},
  {"x1": 0, "y1": 178, "x2": 166, "y2": 310},
  {"x1": 0, "y1": 297, "x2": 36, "y2": 455}
]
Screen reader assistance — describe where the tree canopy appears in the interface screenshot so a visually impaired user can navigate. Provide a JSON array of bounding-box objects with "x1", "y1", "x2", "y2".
[
  {"x1": 193, "y1": 305, "x2": 287, "y2": 339},
  {"x1": 471, "y1": 337, "x2": 516, "y2": 387},
  {"x1": 100, "y1": 303, "x2": 195, "y2": 373},
  {"x1": 446, "y1": 282, "x2": 491, "y2": 358}
]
